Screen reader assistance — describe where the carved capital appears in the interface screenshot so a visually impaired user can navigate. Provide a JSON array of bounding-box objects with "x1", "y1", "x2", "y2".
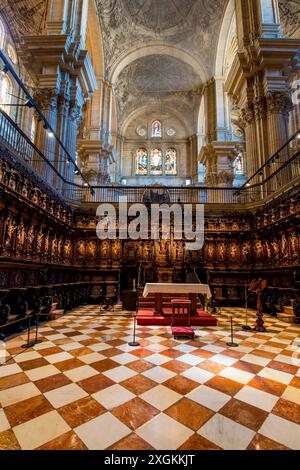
[
  {"x1": 253, "y1": 97, "x2": 267, "y2": 120},
  {"x1": 267, "y1": 93, "x2": 293, "y2": 116},
  {"x1": 34, "y1": 88, "x2": 57, "y2": 112},
  {"x1": 240, "y1": 105, "x2": 255, "y2": 127}
]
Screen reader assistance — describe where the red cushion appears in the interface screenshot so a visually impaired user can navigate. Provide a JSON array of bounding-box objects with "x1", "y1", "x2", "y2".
[{"x1": 172, "y1": 326, "x2": 195, "y2": 338}]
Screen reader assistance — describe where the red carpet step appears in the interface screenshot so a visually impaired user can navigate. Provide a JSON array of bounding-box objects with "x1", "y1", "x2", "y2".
[{"x1": 137, "y1": 308, "x2": 217, "y2": 326}]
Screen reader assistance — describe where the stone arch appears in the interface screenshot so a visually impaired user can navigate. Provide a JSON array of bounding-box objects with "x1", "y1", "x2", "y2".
[
  {"x1": 215, "y1": 0, "x2": 236, "y2": 77},
  {"x1": 109, "y1": 43, "x2": 208, "y2": 86}
]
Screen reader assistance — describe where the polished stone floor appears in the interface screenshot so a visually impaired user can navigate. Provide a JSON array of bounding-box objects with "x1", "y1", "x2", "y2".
[{"x1": 0, "y1": 306, "x2": 299, "y2": 450}]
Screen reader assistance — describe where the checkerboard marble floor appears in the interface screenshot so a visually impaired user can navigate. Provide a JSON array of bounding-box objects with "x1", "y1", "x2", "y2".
[{"x1": 0, "y1": 306, "x2": 299, "y2": 450}]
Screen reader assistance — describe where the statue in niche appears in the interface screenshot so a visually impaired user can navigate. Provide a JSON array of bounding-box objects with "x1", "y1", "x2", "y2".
[
  {"x1": 255, "y1": 240, "x2": 264, "y2": 259},
  {"x1": 101, "y1": 240, "x2": 110, "y2": 259},
  {"x1": 4, "y1": 217, "x2": 17, "y2": 248},
  {"x1": 36, "y1": 230, "x2": 44, "y2": 255},
  {"x1": 52, "y1": 237, "x2": 58, "y2": 258},
  {"x1": 44, "y1": 234, "x2": 50, "y2": 256},
  {"x1": 271, "y1": 240, "x2": 279, "y2": 257},
  {"x1": 218, "y1": 242, "x2": 226, "y2": 261},
  {"x1": 57, "y1": 238, "x2": 63, "y2": 259},
  {"x1": 229, "y1": 242, "x2": 238, "y2": 260},
  {"x1": 111, "y1": 240, "x2": 121, "y2": 259},
  {"x1": 76, "y1": 240, "x2": 85, "y2": 260},
  {"x1": 17, "y1": 223, "x2": 26, "y2": 248},
  {"x1": 290, "y1": 233, "x2": 298, "y2": 256},
  {"x1": 64, "y1": 240, "x2": 72, "y2": 259},
  {"x1": 241, "y1": 241, "x2": 251, "y2": 263},
  {"x1": 26, "y1": 225, "x2": 35, "y2": 250},
  {"x1": 87, "y1": 240, "x2": 96, "y2": 259},
  {"x1": 207, "y1": 243, "x2": 215, "y2": 260},
  {"x1": 265, "y1": 241, "x2": 272, "y2": 260},
  {"x1": 281, "y1": 234, "x2": 288, "y2": 258}
]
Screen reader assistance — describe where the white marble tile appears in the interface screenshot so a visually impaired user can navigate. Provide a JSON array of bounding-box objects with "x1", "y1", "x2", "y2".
[
  {"x1": 137, "y1": 413, "x2": 193, "y2": 450},
  {"x1": 177, "y1": 354, "x2": 205, "y2": 366},
  {"x1": 89, "y1": 343, "x2": 112, "y2": 352},
  {"x1": 14, "y1": 351, "x2": 41, "y2": 363},
  {"x1": 259, "y1": 414, "x2": 300, "y2": 450},
  {"x1": 13, "y1": 410, "x2": 70, "y2": 450},
  {"x1": 142, "y1": 366, "x2": 176, "y2": 384},
  {"x1": 0, "y1": 382, "x2": 41, "y2": 407},
  {"x1": 181, "y1": 367, "x2": 214, "y2": 384},
  {"x1": 0, "y1": 363, "x2": 22, "y2": 378},
  {"x1": 235, "y1": 386, "x2": 278, "y2": 412},
  {"x1": 92, "y1": 384, "x2": 135, "y2": 410},
  {"x1": 145, "y1": 354, "x2": 170, "y2": 366},
  {"x1": 187, "y1": 385, "x2": 230, "y2": 411},
  {"x1": 75, "y1": 413, "x2": 130, "y2": 450},
  {"x1": 174, "y1": 344, "x2": 197, "y2": 353},
  {"x1": 210, "y1": 354, "x2": 238, "y2": 366},
  {"x1": 258, "y1": 367, "x2": 293, "y2": 385},
  {"x1": 25, "y1": 365, "x2": 60, "y2": 382},
  {"x1": 44, "y1": 352, "x2": 73, "y2": 364},
  {"x1": 103, "y1": 366, "x2": 136, "y2": 383},
  {"x1": 111, "y1": 353, "x2": 137, "y2": 365},
  {"x1": 219, "y1": 367, "x2": 255, "y2": 384},
  {"x1": 199, "y1": 414, "x2": 255, "y2": 450},
  {"x1": 79, "y1": 352, "x2": 106, "y2": 364},
  {"x1": 64, "y1": 365, "x2": 98, "y2": 382},
  {"x1": 201, "y1": 345, "x2": 225, "y2": 353},
  {"x1": 140, "y1": 385, "x2": 181, "y2": 411},
  {"x1": 241, "y1": 354, "x2": 271, "y2": 367},
  {"x1": 0, "y1": 409, "x2": 10, "y2": 432},
  {"x1": 44, "y1": 383, "x2": 87, "y2": 408},
  {"x1": 281, "y1": 386, "x2": 300, "y2": 405}
]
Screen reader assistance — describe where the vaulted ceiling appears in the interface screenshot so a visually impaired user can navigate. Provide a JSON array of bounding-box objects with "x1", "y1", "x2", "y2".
[{"x1": 95, "y1": 0, "x2": 227, "y2": 135}]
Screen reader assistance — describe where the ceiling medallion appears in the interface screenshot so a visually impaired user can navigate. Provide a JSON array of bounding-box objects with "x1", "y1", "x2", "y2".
[
  {"x1": 136, "y1": 126, "x2": 147, "y2": 137},
  {"x1": 123, "y1": 0, "x2": 197, "y2": 33},
  {"x1": 167, "y1": 128, "x2": 176, "y2": 137}
]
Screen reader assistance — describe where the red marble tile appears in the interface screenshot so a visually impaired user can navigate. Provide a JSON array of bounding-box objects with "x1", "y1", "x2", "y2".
[
  {"x1": 55, "y1": 358, "x2": 85, "y2": 372},
  {"x1": 272, "y1": 398, "x2": 300, "y2": 425},
  {"x1": 166, "y1": 398, "x2": 214, "y2": 431},
  {"x1": 162, "y1": 360, "x2": 191, "y2": 373},
  {"x1": 247, "y1": 433, "x2": 290, "y2": 450},
  {"x1": 0, "y1": 372, "x2": 30, "y2": 391},
  {"x1": 179, "y1": 433, "x2": 221, "y2": 450},
  {"x1": 197, "y1": 360, "x2": 227, "y2": 374},
  {"x1": 112, "y1": 397, "x2": 160, "y2": 430},
  {"x1": 220, "y1": 398, "x2": 268, "y2": 431},
  {"x1": 19, "y1": 357, "x2": 49, "y2": 371},
  {"x1": 78, "y1": 374, "x2": 115, "y2": 394},
  {"x1": 164, "y1": 375, "x2": 199, "y2": 395},
  {"x1": 127, "y1": 360, "x2": 154, "y2": 373},
  {"x1": 37, "y1": 431, "x2": 88, "y2": 450},
  {"x1": 4, "y1": 395, "x2": 53, "y2": 427},
  {"x1": 108, "y1": 433, "x2": 154, "y2": 450},
  {"x1": 234, "y1": 360, "x2": 263, "y2": 374},
  {"x1": 59, "y1": 396, "x2": 106, "y2": 428},
  {"x1": 91, "y1": 358, "x2": 120, "y2": 372},
  {"x1": 0, "y1": 430, "x2": 21, "y2": 450},
  {"x1": 121, "y1": 375, "x2": 157, "y2": 395},
  {"x1": 206, "y1": 376, "x2": 244, "y2": 396},
  {"x1": 248, "y1": 376, "x2": 286, "y2": 397},
  {"x1": 268, "y1": 360, "x2": 298, "y2": 375},
  {"x1": 35, "y1": 373, "x2": 72, "y2": 393}
]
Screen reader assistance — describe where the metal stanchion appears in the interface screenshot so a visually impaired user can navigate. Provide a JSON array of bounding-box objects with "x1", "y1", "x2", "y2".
[
  {"x1": 128, "y1": 315, "x2": 140, "y2": 347},
  {"x1": 242, "y1": 281, "x2": 252, "y2": 331},
  {"x1": 34, "y1": 311, "x2": 43, "y2": 345},
  {"x1": 22, "y1": 315, "x2": 35, "y2": 349},
  {"x1": 227, "y1": 316, "x2": 238, "y2": 348}
]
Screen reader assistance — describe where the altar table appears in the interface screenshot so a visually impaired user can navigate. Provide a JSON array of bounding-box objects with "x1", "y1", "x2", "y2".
[{"x1": 142, "y1": 283, "x2": 212, "y2": 315}]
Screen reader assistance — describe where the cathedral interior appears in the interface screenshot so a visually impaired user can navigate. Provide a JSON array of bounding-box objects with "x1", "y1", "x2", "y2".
[{"x1": 0, "y1": 0, "x2": 300, "y2": 453}]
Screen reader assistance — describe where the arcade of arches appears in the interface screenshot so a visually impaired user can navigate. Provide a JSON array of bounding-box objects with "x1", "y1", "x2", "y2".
[{"x1": 0, "y1": 0, "x2": 300, "y2": 452}]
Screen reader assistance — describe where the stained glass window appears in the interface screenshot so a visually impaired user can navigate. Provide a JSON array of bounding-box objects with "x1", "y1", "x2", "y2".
[
  {"x1": 233, "y1": 155, "x2": 244, "y2": 175},
  {"x1": 0, "y1": 19, "x2": 4, "y2": 49},
  {"x1": 152, "y1": 120, "x2": 162, "y2": 138},
  {"x1": 0, "y1": 75, "x2": 12, "y2": 112},
  {"x1": 165, "y1": 148, "x2": 177, "y2": 175},
  {"x1": 150, "y1": 148, "x2": 163, "y2": 175},
  {"x1": 136, "y1": 148, "x2": 148, "y2": 175}
]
